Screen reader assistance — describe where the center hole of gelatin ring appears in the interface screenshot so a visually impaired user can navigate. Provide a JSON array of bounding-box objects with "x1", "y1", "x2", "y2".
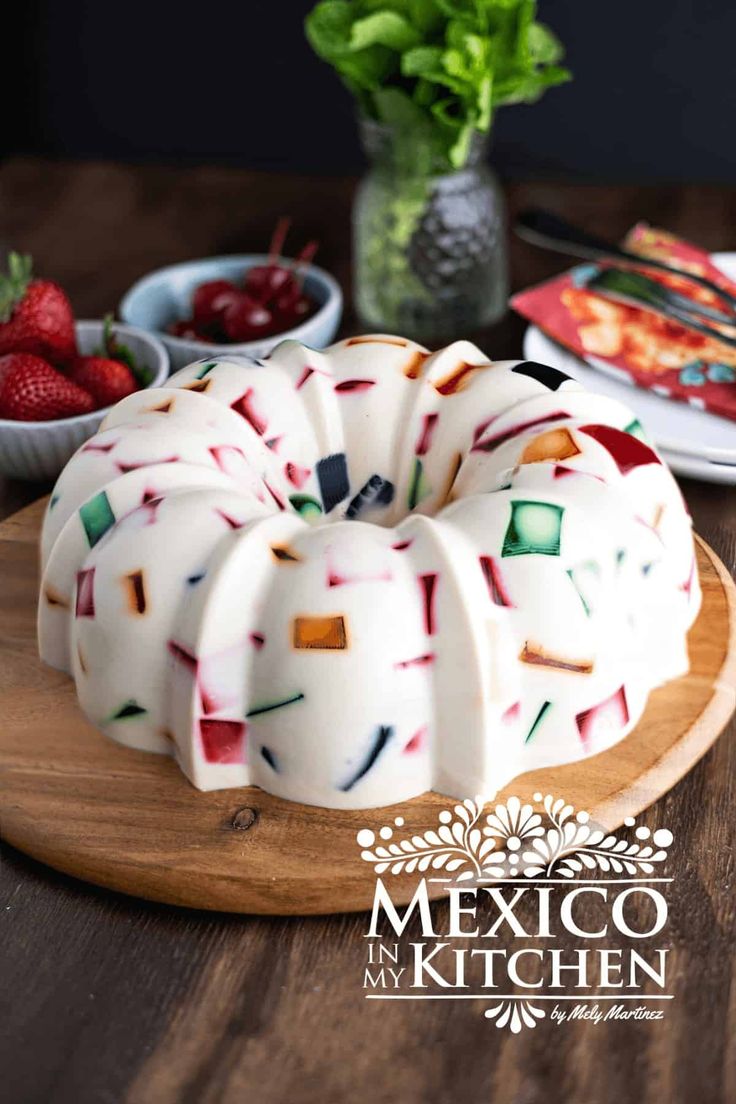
[
  {"x1": 323, "y1": 502, "x2": 419, "y2": 529},
  {"x1": 289, "y1": 458, "x2": 452, "y2": 528}
]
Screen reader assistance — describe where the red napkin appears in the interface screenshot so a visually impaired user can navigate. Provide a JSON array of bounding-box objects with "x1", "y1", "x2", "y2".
[{"x1": 511, "y1": 224, "x2": 736, "y2": 422}]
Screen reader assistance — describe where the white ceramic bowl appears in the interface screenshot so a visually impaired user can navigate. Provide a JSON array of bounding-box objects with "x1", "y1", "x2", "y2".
[
  {"x1": 119, "y1": 254, "x2": 343, "y2": 371},
  {"x1": 0, "y1": 320, "x2": 169, "y2": 482}
]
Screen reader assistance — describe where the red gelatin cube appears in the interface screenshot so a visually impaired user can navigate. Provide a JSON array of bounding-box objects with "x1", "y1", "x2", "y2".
[{"x1": 199, "y1": 718, "x2": 247, "y2": 764}]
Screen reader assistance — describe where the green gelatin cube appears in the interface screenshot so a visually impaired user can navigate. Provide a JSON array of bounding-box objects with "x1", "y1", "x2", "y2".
[
  {"x1": 247, "y1": 691, "x2": 305, "y2": 718},
  {"x1": 80, "y1": 491, "x2": 116, "y2": 548},
  {"x1": 623, "y1": 418, "x2": 647, "y2": 442},
  {"x1": 408, "y1": 458, "x2": 432, "y2": 510},
  {"x1": 289, "y1": 494, "x2": 322, "y2": 518},
  {"x1": 195, "y1": 361, "x2": 218, "y2": 379},
  {"x1": 108, "y1": 699, "x2": 147, "y2": 721},
  {"x1": 502, "y1": 500, "x2": 564, "y2": 557},
  {"x1": 566, "y1": 568, "x2": 591, "y2": 617},
  {"x1": 525, "y1": 700, "x2": 552, "y2": 744}
]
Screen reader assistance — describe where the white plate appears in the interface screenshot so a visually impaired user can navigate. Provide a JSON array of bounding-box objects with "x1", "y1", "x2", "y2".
[
  {"x1": 522, "y1": 252, "x2": 736, "y2": 484},
  {"x1": 524, "y1": 326, "x2": 736, "y2": 484},
  {"x1": 659, "y1": 447, "x2": 736, "y2": 485}
]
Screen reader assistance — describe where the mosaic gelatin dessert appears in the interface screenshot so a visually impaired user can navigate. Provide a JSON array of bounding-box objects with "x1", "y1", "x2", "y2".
[{"x1": 38, "y1": 336, "x2": 701, "y2": 809}]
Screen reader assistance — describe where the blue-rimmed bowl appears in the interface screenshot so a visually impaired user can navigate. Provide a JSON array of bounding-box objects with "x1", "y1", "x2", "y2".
[
  {"x1": 119, "y1": 254, "x2": 343, "y2": 371},
  {"x1": 0, "y1": 320, "x2": 169, "y2": 482}
]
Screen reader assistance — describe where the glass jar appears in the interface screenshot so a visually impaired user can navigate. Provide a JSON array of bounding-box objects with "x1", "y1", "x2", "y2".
[{"x1": 353, "y1": 118, "x2": 508, "y2": 344}]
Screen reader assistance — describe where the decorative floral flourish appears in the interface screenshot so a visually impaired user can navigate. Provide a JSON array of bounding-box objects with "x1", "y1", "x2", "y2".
[
  {"x1": 484, "y1": 999, "x2": 546, "y2": 1033},
  {"x1": 357, "y1": 798, "x2": 487, "y2": 882},
  {"x1": 357, "y1": 793, "x2": 673, "y2": 882}
]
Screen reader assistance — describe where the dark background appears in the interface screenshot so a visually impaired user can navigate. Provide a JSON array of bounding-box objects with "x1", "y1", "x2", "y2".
[{"x1": 5, "y1": 0, "x2": 736, "y2": 181}]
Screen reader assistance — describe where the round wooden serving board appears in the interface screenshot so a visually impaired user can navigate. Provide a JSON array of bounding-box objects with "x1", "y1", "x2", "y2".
[{"x1": 1, "y1": 498, "x2": 734, "y2": 915}]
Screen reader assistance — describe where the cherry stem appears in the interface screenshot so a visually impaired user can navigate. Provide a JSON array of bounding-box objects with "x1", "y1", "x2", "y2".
[
  {"x1": 291, "y1": 240, "x2": 319, "y2": 291},
  {"x1": 268, "y1": 216, "x2": 291, "y2": 264}
]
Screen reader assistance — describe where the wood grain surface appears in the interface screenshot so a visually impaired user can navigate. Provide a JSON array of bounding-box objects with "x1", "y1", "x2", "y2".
[
  {"x1": 1, "y1": 161, "x2": 735, "y2": 1104},
  {"x1": 1, "y1": 499, "x2": 734, "y2": 916}
]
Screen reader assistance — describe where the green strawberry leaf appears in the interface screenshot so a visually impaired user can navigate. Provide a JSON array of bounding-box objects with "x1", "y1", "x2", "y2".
[
  {"x1": 96, "y1": 313, "x2": 153, "y2": 386},
  {"x1": 0, "y1": 252, "x2": 32, "y2": 324}
]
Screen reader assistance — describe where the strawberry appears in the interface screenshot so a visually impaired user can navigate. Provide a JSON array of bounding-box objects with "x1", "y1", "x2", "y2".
[
  {"x1": 0, "y1": 253, "x2": 78, "y2": 366},
  {"x1": 0, "y1": 353, "x2": 94, "y2": 421},
  {"x1": 69, "y1": 355, "x2": 137, "y2": 408}
]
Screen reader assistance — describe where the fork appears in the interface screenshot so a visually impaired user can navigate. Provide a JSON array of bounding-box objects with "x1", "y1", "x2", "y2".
[
  {"x1": 583, "y1": 267, "x2": 736, "y2": 350},
  {"x1": 515, "y1": 208, "x2": 736, "y2": 319}
]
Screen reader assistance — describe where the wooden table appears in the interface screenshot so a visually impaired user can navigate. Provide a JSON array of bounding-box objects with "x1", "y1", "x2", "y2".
[{"x1": 1, "y1": 159, "x2": 734, "y2": 1104}]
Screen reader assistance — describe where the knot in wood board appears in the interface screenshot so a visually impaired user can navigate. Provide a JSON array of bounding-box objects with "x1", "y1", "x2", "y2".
[{"x1": 231, "y1": 806, "x2": 258, "y2": 831}]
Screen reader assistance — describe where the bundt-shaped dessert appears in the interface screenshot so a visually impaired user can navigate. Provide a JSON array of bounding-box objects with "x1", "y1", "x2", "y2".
[{"x1": 38, "y1": 335, "x2": 700, "y2": 808}]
